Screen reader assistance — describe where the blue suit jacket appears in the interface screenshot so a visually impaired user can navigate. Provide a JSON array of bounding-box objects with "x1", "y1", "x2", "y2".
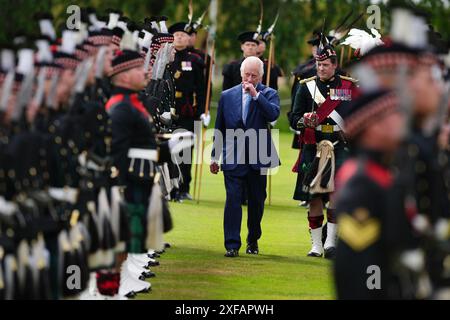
[{"x1": 212, "y1": 83, "x2": 281, "y2": 175}]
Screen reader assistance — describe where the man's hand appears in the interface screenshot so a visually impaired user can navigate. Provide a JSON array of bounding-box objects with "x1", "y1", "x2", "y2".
[
  {"x1": 242, "y1": 81, "x2": 258, "y2": 98},
  {"x1": 303, "y1": 112, "x2": 319, "y2": 128},
  {"x1": 210, "y1": 161, "x2": 220, "y2": 174}
]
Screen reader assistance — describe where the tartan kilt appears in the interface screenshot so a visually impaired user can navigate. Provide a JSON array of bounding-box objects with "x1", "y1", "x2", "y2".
[
  {"x1": 124, "y1": 180, "x2": 153, "y2": 254},
  {"x1": 293, "y1": 137, "x2": 349, "y2": 201}
]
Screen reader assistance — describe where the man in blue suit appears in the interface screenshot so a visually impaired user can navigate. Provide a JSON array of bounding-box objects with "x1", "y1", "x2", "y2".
[{"x1": 211, "y1": 56, "x2": 281, "y2": 257}]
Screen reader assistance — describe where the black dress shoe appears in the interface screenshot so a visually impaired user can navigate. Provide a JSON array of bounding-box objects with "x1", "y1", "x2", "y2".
[
  {"x1": 324, "y1": 247, "x2": 336, "y2": 260},
  {"x1": 224, "y1": 249, "x2": 239, "y2": 257},
  {"x1": 246, "y1": 243, "x2": 259, "y2": 254},
  {"x1": 125, "y1": 291, "x2": 136, "y2": 298},
  {"x1": 147, "y1": 261, "x2": 160, "y2": 267},
  {"x1": 148, "y1": 253, "x2": 160, "y2": 259},
  {"x1": 139, "y1": 271, "x2": 156, "y2": 280}
]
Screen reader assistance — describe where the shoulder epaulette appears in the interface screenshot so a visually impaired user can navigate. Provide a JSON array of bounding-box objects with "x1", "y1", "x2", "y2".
[
  {"x1": 339, "y1": 75, "x2": 359, "y2": 83},
  {"x1": 188, "y1": 51, "x2": 203, "y2": 61},
  {"x1": 299, "y1": 76, "x2": 317, "y2": 84}
]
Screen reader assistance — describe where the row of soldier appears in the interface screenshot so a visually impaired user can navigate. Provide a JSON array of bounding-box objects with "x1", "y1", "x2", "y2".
[
  {"x1": 286, "y1": 2, "x2": 450, "y2": 299},
  {"x1": 0, "y1": 7, "x2": 216, "y2": 299}
]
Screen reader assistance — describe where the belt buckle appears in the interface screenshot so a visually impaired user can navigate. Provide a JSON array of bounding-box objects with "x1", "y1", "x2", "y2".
[
  {"x1": 175, "y1": 91, "x2": 183, "y2": 98},
  {"x1": 322, "y1": 124, "x2": 334, "y2": 134}
]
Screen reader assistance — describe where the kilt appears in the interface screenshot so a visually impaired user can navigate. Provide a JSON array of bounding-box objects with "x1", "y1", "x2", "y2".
[
  {"x1": 293, "y1": 133, "x2": 349, "y2": 201},
  {"x1": 124, "y1": 180, "x2": 153, "y2": 254}
]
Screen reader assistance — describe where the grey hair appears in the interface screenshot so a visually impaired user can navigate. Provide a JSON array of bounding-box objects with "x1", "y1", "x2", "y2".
[{"x1": 240, "y1": 56, "x2": 264, "y2": 78}]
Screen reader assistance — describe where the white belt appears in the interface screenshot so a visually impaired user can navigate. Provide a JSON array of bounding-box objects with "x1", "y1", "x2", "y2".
[
  {"x1": 315, "y1": 125, "x2": 342, "y2": 132},
  {"x1": 127, "y1": 148, "x2": 158, "y2": 161}
]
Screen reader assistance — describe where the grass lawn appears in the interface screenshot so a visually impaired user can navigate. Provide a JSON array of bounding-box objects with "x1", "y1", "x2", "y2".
[{"x1": 138, "y1": 86, "x2": 336, "y2": 300}]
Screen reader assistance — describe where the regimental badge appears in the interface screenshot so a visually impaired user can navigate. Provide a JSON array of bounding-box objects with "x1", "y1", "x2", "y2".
[
  {"x1": 181, "y1": 61, "x2": 192, "y2": 71},
  {"x1": 330, "y1": 88, "x2": 352, "y2": 101},
  {"x1": 174, "y1": 70, "x2": 182, "y2": 79}
]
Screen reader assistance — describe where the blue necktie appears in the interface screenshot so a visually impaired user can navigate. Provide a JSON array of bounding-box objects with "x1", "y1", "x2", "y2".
[{"x1": 243, "y1": 92, "x2": 251, "y2": 124}]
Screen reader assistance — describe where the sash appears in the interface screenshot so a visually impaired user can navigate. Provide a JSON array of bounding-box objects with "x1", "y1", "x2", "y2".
[{"x1": 303, "y1": 79, "x2": 352, "y2": 144}]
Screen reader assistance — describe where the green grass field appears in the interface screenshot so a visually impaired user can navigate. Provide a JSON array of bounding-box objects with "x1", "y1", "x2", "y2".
[{"x1": 138, "y1": 88, "x2": 336, "y2": 300}]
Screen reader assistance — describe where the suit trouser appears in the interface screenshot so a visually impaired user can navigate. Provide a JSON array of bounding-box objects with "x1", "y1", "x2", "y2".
[{"x1": 223, "y1": 169, "x2": 267, "y2": 250}]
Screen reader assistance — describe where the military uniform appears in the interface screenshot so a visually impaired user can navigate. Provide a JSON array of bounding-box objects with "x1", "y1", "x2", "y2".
[
  {"x1": 333, "y1": 89, "x2": 434, "y2": 300},
  {"x1": 168, "y1": 22, "x2": 206, "y2": 198},
  {"x1": 290, "y1": 73, "x2": 357, "y2": 202},
  {"x1": 222, "y1": 58, "x2": 244, "y2": 91},
  {"x1": 188, "y1": 46, "x2": 212, "y2": 107},
  {"x1": 261, "y1": 57, "x2": 283, "y2": 91},
  {"x1": 107, "y1": 85, "x2": 171, "y2": 253},
  {"x1": 169, "y1": 48, "x2": 205, "y2": 129},
  {"x1": 334, "y1": 149, "x2": 397, "y2": 299}
]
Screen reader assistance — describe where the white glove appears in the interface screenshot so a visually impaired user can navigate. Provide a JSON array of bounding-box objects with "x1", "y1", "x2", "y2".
[
  {"x1": 200, "y1": 113, "x2": 211, "y2": 127},
  {"x1": 168, "y1": 131, "x2": 195, "y2": 155},
  {"x1": 160, "y1": 111, "x2": 172, "y2": 126}
]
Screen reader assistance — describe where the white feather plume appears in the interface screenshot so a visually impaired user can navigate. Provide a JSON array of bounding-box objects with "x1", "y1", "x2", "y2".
[
  {"x1": 1, "y1": 49, "x2": 15, "y2": 71},
  {"x1": 61, "y1": 30, "x2": 77, "y2": 54},
  {"x1": 35, "y1": 39, "x2": 53, "y2": 63},
  {"x1": 151, "y1": 21, "x2": 160, "y2": 33},
  {"x1": 38, "y1": 19, "x2": 56, "y2": 41},
  {"x1": 16, "y1": 48, "x2": 35, "y2": 75},
  {"x1": 391, "y1": 7, "x2": 428, "y2": 49},
  {"x1": 342, "y1": 28, "x2": 384, "y2": 55},
  {"x1": 88, "y1": 13, "x2": 105, "y2": 31},
  {"x1": 159, "y1": 20, "x2": 168, "y2": 34},
  {"x1": 117, "y1": 21, "x2": 128, "y2": 32},
  {"x1": 120, "y1": 30, "x2": 138, "y2": 51},
  {"x1": 107, "y1": 13, "x2": 121, "y2": 30},
  {"x1": 140, "y1": 30, "x2": 154, "y2": 49}
]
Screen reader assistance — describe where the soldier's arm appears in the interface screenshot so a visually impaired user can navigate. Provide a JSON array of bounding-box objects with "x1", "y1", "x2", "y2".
[
  {"x1": 193, "y1": 58, "x2": 206, "y2": 118},
  {"x1": 289, "y1": 84, "x2": 308, "y2": 129},
  {"x1": 109, "y1": 103, "x2": 133, "y2": 175}
]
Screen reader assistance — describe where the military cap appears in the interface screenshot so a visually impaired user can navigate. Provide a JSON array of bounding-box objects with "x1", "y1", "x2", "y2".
[
  {"x1": 315, "y1": 45, "x2": 337, "y2": 61},
  {"x1": 343, "y1": 90, "x2": 399, "y2": 139},
  {"x1": 109, "y1": 49, "x2": 144, "y2": 77},
  {"x1": 237, "y1": 31, "x2": 259, "y2": 44},
  {"x1": 168, "y1": 22, "x2": 191, "y2": 35}
]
